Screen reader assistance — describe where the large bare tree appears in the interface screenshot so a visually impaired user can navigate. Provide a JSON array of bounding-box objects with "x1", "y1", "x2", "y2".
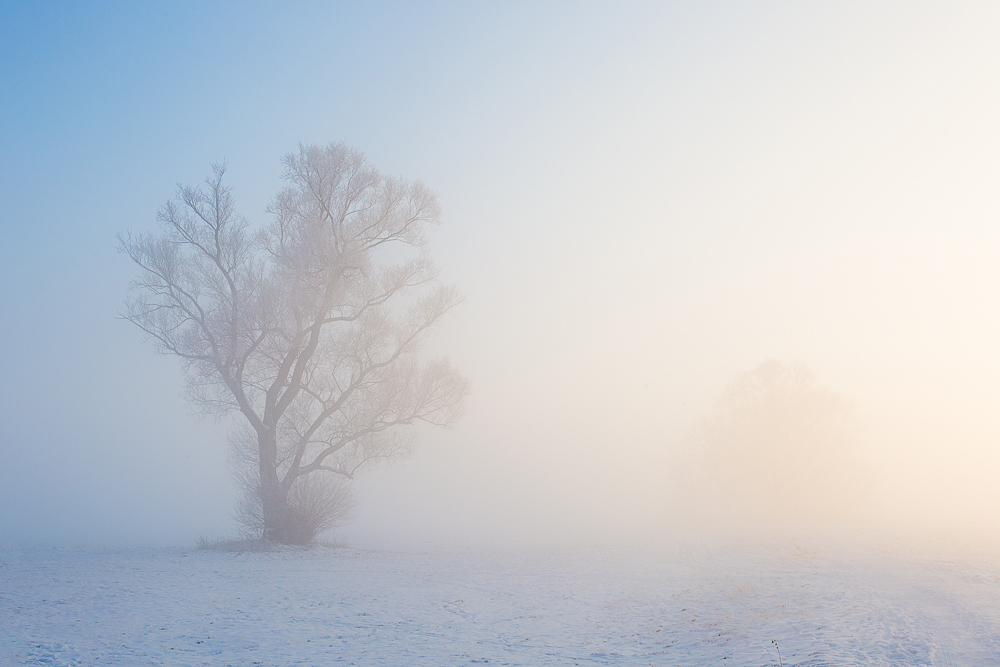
[{"x1": 121, "y1": 142, "x2": 468, "y2": 543}]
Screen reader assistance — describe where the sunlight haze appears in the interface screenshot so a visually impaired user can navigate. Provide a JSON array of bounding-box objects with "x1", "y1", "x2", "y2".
[{"x1": 2, "y1": 1, "x2": 999, "y2": 549}]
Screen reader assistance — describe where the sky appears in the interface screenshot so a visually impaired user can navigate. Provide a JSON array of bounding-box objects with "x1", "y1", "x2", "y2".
[{"x1": 2, "y1": 1, "x2": 1000, "y2": 548}]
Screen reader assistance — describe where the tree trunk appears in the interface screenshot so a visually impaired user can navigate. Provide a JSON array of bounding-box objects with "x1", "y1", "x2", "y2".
[{"x1": 257, "y1": 429, "x2": 289, "y2": 542}]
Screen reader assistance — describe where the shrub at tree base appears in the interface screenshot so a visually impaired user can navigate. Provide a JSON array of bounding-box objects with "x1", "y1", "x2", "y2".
[{"x1": 235, "y1": 473, "x2": 355, "y2": 545}]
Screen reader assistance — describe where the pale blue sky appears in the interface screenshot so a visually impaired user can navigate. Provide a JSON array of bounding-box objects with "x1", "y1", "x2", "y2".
[{"x1": 3, "y1": 2, "x2": 1000, "y2": 547}]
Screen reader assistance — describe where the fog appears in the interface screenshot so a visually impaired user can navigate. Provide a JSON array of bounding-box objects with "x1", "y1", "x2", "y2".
[{"x1": 3, "y1": 2, "x2": 1000, "y2": 552}]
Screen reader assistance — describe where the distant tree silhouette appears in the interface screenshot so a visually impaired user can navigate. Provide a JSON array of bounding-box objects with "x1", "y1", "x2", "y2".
[{"x1": 690, "y1": 360, "x2": 866, "y2": 523}]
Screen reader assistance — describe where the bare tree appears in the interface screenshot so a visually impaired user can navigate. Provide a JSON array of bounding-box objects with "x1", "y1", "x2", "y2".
[
  {"x1": 120, "y1": 142, "x2": 469, "y2": 544},
  {"x1": 688, "y1": 360, "x2": 867, "y2": 523}
]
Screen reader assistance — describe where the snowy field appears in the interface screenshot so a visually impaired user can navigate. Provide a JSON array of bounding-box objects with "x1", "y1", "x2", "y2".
[{"x1": 4, "y1": 539, "x2": 1000, "y2": 666}]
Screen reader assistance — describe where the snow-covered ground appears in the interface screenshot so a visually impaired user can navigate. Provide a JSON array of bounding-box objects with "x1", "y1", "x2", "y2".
[{"x1": 3, "y1": 539, "x2": 1000, "y2": 666}]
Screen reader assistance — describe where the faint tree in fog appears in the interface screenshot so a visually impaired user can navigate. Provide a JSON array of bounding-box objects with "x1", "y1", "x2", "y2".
[
  {"x1": 120, "y1": 143, "x2": 469, "y2": 544},
  {"x1": 690, "y1": 360, "x2": 866, "y2": 523}
]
